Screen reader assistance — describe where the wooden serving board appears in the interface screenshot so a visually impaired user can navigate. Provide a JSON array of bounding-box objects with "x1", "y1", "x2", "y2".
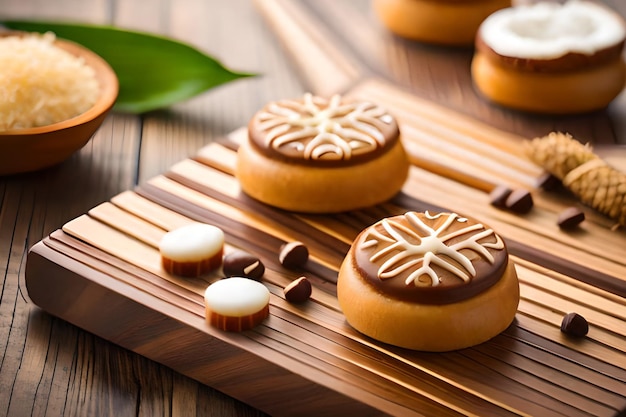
[{"x1": 25, "y1": 79, "x2": 626, "y2": 417}]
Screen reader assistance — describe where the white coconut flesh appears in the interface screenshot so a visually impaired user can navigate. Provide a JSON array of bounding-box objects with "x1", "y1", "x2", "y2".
[{"x1": 479, "y1": 1, "x2": 626, "y2": 59}]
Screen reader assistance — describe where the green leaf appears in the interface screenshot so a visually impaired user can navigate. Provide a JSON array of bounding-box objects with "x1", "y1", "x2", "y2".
[{"x1": 2, "y1": 20, "x2": 256, "y2": 113}]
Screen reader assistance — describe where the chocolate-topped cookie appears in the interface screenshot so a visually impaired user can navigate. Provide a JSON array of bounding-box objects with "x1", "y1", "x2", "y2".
[
  {"x1": 337, "y1": 211, "x2": 520, "y2": 352},
  {"x1": 247, "y1": 93, "x2": 399, "y2": 165},
  {"x1": 353, "y1": 211, "x2": 508, "y2": 304},
  {"x1": 237, "y1": 94, "x2": 410, "y2": 213}
]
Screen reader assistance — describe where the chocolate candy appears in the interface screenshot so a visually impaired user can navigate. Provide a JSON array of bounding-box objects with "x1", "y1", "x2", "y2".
[
  {"x1": 223, "y1": 250, "x2": 265, "y2": 280},
  {"x1": 536, "y1": 172, "x2": 562, "y2": 191},
  {"x1": 560, "y1": 312, "x2": 589, "y2": 337},
  {"x1": 279, "y1": 241, "x2": 309, "y2": 269},
  {"x1": 283, "y1": 276, "x2": 312, "y2": 303},
  {"x1": 505, "y1": 189, "x2": 534, "y2": 214},
  {"x1": 557, "y1": 206, "x2": 585, "y2": 229},
  {"x1": 159, "y1": 223, "x2": 224, "y2": 277},
  {"x1": 489, "y1": 185, "x2": 512, "y2": 208},
  {"x1": 204, "y1": 277, "x2": 270, "y2": 332},
  {"x1": 489, "y1": 186, "x2": 534, "y2": 214}
]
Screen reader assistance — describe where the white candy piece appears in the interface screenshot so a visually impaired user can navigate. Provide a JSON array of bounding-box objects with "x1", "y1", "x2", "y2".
[
  {"x1": 204, "y1": 277, "x2": 270, "y2": 317},
  {"x1": 159, "y1": 223, "x2": 224, "y2": 262},
  {"x1": 479, "y1": 1, "x2": 626, "y2": 59}
]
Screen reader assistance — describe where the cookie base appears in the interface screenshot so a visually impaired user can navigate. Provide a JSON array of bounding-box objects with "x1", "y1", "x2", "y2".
[
  {"x1": 471, "y1": 52, "x2": 626, "y2": 114},
  {"x1": 236, "y1": 139, "x2": 410, "y2": 213},
  {"x1": 337, "y1": 252, "x2": 520, "y2": 352}
]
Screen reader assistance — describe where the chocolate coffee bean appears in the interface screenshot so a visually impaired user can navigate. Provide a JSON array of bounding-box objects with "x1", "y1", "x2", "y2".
[
  {"x1": 489, "y1": 185, "x2": 512, "y2": 208},
  {"x1": 505, "y1": 189, "x2": 534, "y2": 214},
  {"x1": 557, "y1": 206, "x2": 585, "y2": 229},
  {"x1": 279, "y1": 241, "x2": 309, "y2": 269},
  {"x1": 222, "y1": 250, "x2": 265, "y2": 280},
  {"x1": 284, "y1": 276, "x2": 312, "y2": 303},
  {"x1": 537, "y1": 172, "x2": 562, "y2": 191},
  {"x1": 560, "y1": 312, "x2": 589, "y2": 337}
]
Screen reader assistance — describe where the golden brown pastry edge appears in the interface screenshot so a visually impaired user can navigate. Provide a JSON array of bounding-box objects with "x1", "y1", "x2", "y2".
[
  {"x1": 337, "y1": 248, "x2": 520, "y2": 352},
  {"x1": 236, "y1": 138, "x2": 410, "y2": 213},
  {"x1": 471, "y1": 52, "x2": 626, "y2": 114},
  {"x1": 372, "y1": 0, "x2": 512, "y2": 46}
]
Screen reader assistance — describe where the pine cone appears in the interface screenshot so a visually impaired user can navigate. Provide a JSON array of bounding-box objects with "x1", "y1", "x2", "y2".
[{"x1": 526, "y1": 132, "x2": 626, "y2": 227}]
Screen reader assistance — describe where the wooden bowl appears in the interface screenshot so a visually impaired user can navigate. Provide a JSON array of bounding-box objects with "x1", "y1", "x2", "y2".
[{"x1": 0, "y1": 34, "x2": 119, "y2": 175}]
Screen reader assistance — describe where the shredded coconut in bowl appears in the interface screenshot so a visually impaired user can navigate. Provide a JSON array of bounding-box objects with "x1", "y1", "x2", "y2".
[{"x1": 0, "y1": 32, "x2": 100, "y2": 131}]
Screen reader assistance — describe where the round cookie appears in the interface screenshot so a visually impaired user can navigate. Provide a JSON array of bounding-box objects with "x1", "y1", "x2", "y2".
[
  {"x1": 159, "y1": 223, "x2": 224, "y2": 277},
  {"x1": 237, "y1": 93, "x2": 410, "y2": 213},
  {"x1": 471, "y1": 1, "x2": 626, "y2": 114},
  {"x1": 337, "y1": 211, "x2": 519, "y2": 351},
  {"x1": 373, "y1": 0, "x2": 511, "y2": 46},
  {"x1": 204, "y1": 277, "x2": 270, "y2": 331}
]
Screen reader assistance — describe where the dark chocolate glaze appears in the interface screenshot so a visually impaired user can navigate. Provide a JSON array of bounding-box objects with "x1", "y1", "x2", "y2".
[
  {"x1": 247, "y1": 93, "x2": 400, "y2": 167},
  {"x1": 353, "y1": 212, "x2": 508, "y2": 305}
]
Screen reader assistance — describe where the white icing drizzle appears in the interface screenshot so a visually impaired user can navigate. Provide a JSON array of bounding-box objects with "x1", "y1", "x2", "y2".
[
  {"x1": 362, "y1": 212, "x2": 504, "y2": 287},
  {"x1": 256, "y1": 93, "x2": 393, "y2": 160}
]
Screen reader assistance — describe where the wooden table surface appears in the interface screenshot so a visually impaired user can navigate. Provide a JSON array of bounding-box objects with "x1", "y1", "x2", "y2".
[{"x1": 1, "y1": 0, "x2": 625, "y2": 416}]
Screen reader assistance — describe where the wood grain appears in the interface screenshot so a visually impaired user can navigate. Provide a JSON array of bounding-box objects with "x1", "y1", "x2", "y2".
[{"x1": 4, "y1": 0, "x2": 626, "y2": 416}]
